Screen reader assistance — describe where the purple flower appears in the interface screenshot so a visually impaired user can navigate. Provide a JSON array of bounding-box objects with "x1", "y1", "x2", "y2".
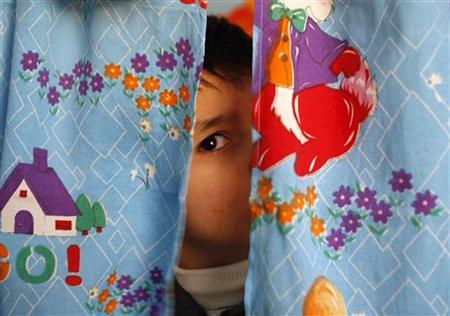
[
  {"x1": 156, "y1": 51, "x2": 177, "y2": 71},
  {"x1": 155, "y1": 288, "x2": 165, "y2": 302},
  {"x1": 47, "y1": 86, "x2": 60, "y2": 106},
  {"x1": 176, "y1": 37, "x2": 192, "y2": 56},
  {"x1": 332, "y1": 185, "x2": 353, "y2": 208},
  {"x1": 340, "y1": 211, "x2": 361, "y2": 234},
  {"x1": 83, "y1": 61, "x2": 92, "y2": 77},
  {"x1": 78, "y1": 80, "x2": 89, "y2": 96},
  {"x1": 150, "y1": 303, "x2": 161, "y2": 316},
  {"x1": 134, "y1": 287, "x2": 150, "y2": 302},
  {"x1": 150, "y1": 267, "x2": 163, "y2": 284},
  {"x1": 58, "y1": 73, "x2": 74, "y2": 90},
  {"x1": 120, "y1": 293, "x2": 135, "y2": 308},
  {"x1": 37, "y1": 68, "x2": 49, "y2": 88},
  {"x1": 326, "y1": 228, "x2": 347, "y2": 251},
  {"x1": 116, "y1": 275, "x2": 133, "y2": 290},
  {"x1": 20, "y1": 50, "x2": 40, "y2": 71},
  {"x1": 411, "y1": 190, "x2": 438, "y2": 216},
  {"x1": 72, "y1": 61, "x2": 84, "y2": 78},
  {"x1": 356, "y1": 187, "x2": 377, "y2": 210},
  {"x1": 389, "y1": 169, "x2": 413, "y2": 193},
  {"x1": 195, "y1": 63, "x2": 203, "y2": 81},
  {"x1": 182, "y1": 52, "x2": 195, "y2": 69},
  {"x1": 370, "y1": 200, "x2": 393, "y2": 224},
  {"x1": 90, "y1": 73, "x2": 104, "y2": 93},
  {"x1": 131, "y1": 53, "x2": 149, "y2": 73}
]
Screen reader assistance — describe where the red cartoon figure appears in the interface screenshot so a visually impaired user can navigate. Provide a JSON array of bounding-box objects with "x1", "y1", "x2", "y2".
[{"x1": 252, "y1": 0, "x2": 377, "y2": 177}]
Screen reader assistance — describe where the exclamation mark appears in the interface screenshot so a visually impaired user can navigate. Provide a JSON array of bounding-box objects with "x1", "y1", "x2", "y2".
[{"x1": 65, "y1": 244, "x2": 82, "y2": 286}]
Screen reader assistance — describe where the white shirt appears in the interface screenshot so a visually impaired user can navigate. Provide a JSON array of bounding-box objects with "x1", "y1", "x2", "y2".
[{"x1": 174, "y1": 259, "x2": 248, "y2": 316}]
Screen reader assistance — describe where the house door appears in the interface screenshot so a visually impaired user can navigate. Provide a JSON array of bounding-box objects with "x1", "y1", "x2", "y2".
[{"x1": 14, "y1": 210, "x2": 33, "y2": 234}]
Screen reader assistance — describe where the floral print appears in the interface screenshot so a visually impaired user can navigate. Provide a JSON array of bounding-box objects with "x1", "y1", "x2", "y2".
[
  {"x1": 104, "y1": 63, "x2": 122, "y2": 79},
  {"x1": 251, "y1": 168, "x2": 443, "y2": 260},
  {"x1": 18, "y1": 37, "x2": 200, "y2": 142},
  {"x1": 20, "y1": 50, "x2": 40, "y2": 71},
  {"x1": 58, "y1": 73, "x2": 74, "y2": 90},
  {"x1": 122, "y1": 73, "x2": 139, "y2": 91},
  {"x1": 37, "y1": 68, "x2": 50, "y2": 88},
  {"x1": 131, "y1": 53, "x2": 149, "y2": 73},
  {"x1": 86, "y1": 266, "x2": 166, "y2": 315},
  {"x1": 159, "y1": 89, "x2": 178, "y2": 107},
  {"x1": 388, "y1": 169, "x2": 413, "y2": 193},
  {"x1": 156, "y1": 51, "x2": 177, "y2": 71},
  {"x1": 142, "y1": 76, "x2": 160, "y2": 92},
  {"x1": 412, "y1": 190, "x2": 438, "y2": 216},
  {"x1": 332, "y1": 185, "x2": 353, "y2": 208}
]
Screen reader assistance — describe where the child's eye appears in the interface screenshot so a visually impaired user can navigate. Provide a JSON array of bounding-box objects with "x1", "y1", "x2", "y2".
[{"x1": 199, "y1": 133, "x2": 230, "y2": 152}]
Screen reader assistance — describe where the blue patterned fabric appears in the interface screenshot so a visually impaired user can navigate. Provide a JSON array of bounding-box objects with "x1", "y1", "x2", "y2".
[
  {"x1": 0, "y1": 1, "x2": 206, "y2": 315},
  {"x1": 247, "y1": 1, "x2": 449, "y2": 315}
]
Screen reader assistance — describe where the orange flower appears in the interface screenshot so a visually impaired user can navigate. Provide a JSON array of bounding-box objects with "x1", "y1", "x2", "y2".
[
  {"x1": 160, "y1": 89, "x2": 178, "y2": 107},
  {"x1": 184, "y1": 115, "x2": 192, "y2": 132},
  {"x1": 104, "y1": 63, "x2": 121, "y2": 79},
  {"x1": 122, "y1": 73, "x2": 139, "y2": 91},
  {"x1": 136, "y1": 95, "x2": 151, "y2": 111},
  {"x1": 98, "y1": 289, "x2": 110, "y2": 304},
  {"x1": 263, "y1": 198, "x2": 277, "y2": 215},
  {"x1": 311, "y1": 216, "x2": 325, "y2": 237},
  {"x1": 179, "y1": 85, "x2": 190, "y2": 103},
  {"x1": 142, "y1": 76, "x2": 160, "y2": 93},
  {"x1": 250, "y1": 200, "x2": 264, "y2": 221},
  {"x1": 305, "y1": 186, "x2": 318, "y2": 208},
  {"x1": 104, "y1": 299, "x2": 118, "y2": 314},
  {"x1": 278, "y1": 203, "x2": 296, "y2": 225},
  {"x1": 291, "y1": 191, "x2": 305, "y2": 211},
  {"x1": 106, "y1": 273, "x2": 118, "y2": 287},
  {"x1": 257, "y1": 177, "x2": 273, "y2": 200}
]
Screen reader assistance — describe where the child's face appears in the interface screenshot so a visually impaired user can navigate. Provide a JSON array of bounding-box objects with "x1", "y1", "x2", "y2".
[{"x1": 184, "y1": 71, "x2": 252, "y2": 266}]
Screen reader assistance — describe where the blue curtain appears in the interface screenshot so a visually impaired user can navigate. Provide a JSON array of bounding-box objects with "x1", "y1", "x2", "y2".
[
  {"x1": 0, "y1": 1, "x2": 206, "y2": 315},
  {"x1": 247, "y1": 0, "x2": 449, "y2": 315}
]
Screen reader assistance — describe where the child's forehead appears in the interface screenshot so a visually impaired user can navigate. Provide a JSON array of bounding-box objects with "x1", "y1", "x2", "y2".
[{"x1": 195, "y1": 74, "x2": 251, "y2": 128}]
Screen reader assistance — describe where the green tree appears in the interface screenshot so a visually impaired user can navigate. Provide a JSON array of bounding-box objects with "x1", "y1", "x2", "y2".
[
  {"x1": 75, "y1": 194, "x2": 94, "y2": 235},
  {"x1": 93, "y1": 202, "x2": 107, "y2": 233}
]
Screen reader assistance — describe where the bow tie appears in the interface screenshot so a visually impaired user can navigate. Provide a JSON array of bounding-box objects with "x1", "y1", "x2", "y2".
[{"x1": 270, "y1": 2, "x2": 308, "y2": 33}]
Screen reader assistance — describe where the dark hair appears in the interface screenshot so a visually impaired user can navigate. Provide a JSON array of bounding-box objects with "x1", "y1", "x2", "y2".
[{"x1": 202, "y1": 15, "x2": 252, "y2": 86}]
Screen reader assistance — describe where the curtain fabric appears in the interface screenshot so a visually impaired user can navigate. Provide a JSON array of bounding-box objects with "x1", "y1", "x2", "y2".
[
  {"x1": 0, "y1": 1, "x2": 206, "y2": 315},
  {"x1": 247, "y1": 0, "x2": 449, "y2": 315}
]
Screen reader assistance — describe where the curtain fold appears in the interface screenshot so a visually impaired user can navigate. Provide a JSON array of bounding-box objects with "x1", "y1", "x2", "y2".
[
  {"x1": 246, "y1": 0, "x2": 449, "y2": 315},
  {"x1": 0, "y1": 1, "x2": 206, "y2": 315}
]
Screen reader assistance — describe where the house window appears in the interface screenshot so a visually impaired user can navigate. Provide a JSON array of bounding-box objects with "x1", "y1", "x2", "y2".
[
  {"x1": 55, "y1": 220, "x2": 72, "y2": 230},
  {"x1": 19, "y1": 190, "x2": 27, "y2": 197}
]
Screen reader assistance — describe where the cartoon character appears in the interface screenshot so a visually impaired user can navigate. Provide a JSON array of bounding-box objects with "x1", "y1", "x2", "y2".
[{"x1": 252, "y1": 0, "x2": 377, "y2": 177}]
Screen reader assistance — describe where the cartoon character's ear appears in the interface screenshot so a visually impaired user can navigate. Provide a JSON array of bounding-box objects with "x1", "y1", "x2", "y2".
[{"x1": 307, "y1": 0, "x2": 334, "y2": 22}]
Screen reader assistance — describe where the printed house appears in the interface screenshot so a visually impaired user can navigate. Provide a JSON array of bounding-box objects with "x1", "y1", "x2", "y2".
[{"x1": 0, "y1": 147, "x2": 79, "y2": 236}]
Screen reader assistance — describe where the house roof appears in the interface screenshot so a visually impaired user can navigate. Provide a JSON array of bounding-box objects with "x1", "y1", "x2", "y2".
[{"x1": 0, "y1": 151, "x2": 79, "y2": 217}]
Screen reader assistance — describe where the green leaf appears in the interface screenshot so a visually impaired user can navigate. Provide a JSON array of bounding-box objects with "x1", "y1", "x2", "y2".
[
  {"x1": 263, "y1": 214, "x2": 275, "y2": 224},
  {"x1": 324, "y1": 249, "x2": 341, "y2": 261},
  {"x1": 159, "y1": 123, "x2": 167, "y2": 131},
  {"x1": 355, "y1": 181, "x2": 362, "y2": 192},
  {"x1": 318, "y1": 236, "x2": 326, "y2": 245},
  {"x1": 430, "y1": 207, "x2": 444, "y2": 217},
  {"x1": 368, "y1": 224, "x2": 387, "y2": 236},
  {"x1": 277, "y1": 223, "x2": 293, "y2": 235},
  {"x1": 346, "y1": 235, "x2": 355, "y2": 244},
  {"x1": 49, "y1": 106, "x2": 59, "y2": 116},
  {"x1": 410, "y1": 216, "x2": 423, "y2": 229}
]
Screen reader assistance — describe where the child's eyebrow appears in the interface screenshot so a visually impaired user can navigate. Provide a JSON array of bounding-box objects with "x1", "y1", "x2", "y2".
[{"x1": 195, "y1": 112, "x2": 239, "y2": 132}]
